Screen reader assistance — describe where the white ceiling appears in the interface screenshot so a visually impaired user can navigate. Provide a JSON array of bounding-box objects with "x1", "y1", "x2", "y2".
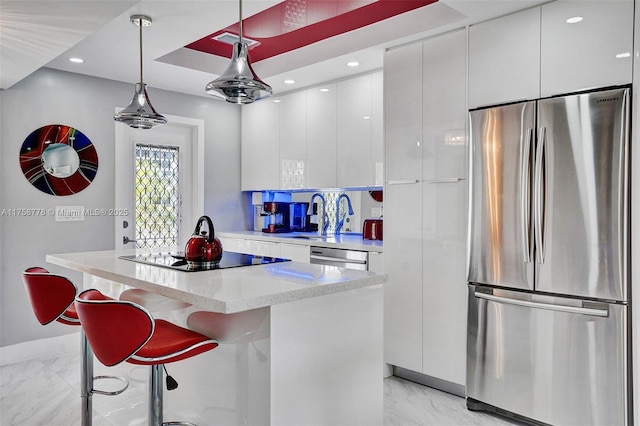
[{"x1": 1, "y1": 0, "x2": 547, "y2": 99}]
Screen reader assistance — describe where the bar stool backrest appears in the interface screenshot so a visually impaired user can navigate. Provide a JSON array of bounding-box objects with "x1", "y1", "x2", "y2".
[
  {"x1": 75, "y1": 289, "x2": 155, "y2": 367},
  {"x1": 22, "y1": 267, "x2": 77, "y2": 325}
]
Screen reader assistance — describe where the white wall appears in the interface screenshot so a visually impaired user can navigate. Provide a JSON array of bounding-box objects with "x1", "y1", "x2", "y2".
[{"x1": 0, "y1": 67, "x2": 250, "y2": 347}]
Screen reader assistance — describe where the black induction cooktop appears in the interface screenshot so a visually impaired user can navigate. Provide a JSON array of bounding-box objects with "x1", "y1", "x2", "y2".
[{"x1": 119, "y1": 251, "x2": 290, "y2": 272}]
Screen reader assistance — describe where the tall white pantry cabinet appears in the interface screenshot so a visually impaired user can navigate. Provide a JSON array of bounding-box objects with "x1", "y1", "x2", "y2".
[{"x1": 384, "y1": 28, "x2": 467, "y2": 390}]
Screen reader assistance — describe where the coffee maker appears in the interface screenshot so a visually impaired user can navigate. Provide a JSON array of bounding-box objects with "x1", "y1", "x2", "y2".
[
  {"x1": 262, "y1": 202, "x2": 291, "y2": 233},
  {"x1": 289, "y1": 202, "x2": 310, "y2": 232}
]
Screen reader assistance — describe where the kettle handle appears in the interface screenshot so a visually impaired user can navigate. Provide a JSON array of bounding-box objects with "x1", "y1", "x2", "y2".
[{"x1": 193, "y1": 215, "x2": 215, "y2": 243}]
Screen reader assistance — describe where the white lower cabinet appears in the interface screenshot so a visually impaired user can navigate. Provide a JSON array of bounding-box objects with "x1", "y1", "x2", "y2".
[
  {"x1": 280, "y1": 243, "x2": 310, "y2": 263},
  {"x1": 383, "y1": 182, "x2": 423, "y2": 373},
  {"x1": 219, "y1": 237, "x2": 310, "y2": 263},
  {"x1": 421, "y1": 181, "x2": 467, "y2": 385}
]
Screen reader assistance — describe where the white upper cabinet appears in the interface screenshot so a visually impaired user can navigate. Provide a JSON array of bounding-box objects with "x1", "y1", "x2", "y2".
[
  {"x1": 423, "y1": 29, "x2": 467, "y2": 180},
  {"x1": 241, "y1": 99, "x2": 280, "y2": 191},
  {"x1": 371, "y1": 72, "x2": 384, "y2": 187},
  {"x1": 540, "y1": 0, "x2": 633, "y2": 97},
  {"x1": 385, "y1": 42, "x2": 423, "y2": 183},
  {"x1": 337, "y1": 74, "x2": 374, "y2": 187},
  {"x1": 242, "y1": 72, "x2": 382, "y2": 191},
  {"x1": 307, "y1": 84, "x2": 337, "y2": 189},
  {"x1": 279, "y1": 91, "x2": 307, "y2": 189},
  {"x1": 468, "y1": 7, "x2": 541, "y2": 109},
  {"x1": 469, "y1": 1, "x2": 634, "y2": 108}
]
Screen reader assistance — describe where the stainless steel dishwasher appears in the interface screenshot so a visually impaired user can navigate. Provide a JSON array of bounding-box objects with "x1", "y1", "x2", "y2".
[{"x1": 309, "y1": 246, "x2": 369, "y2": 271}]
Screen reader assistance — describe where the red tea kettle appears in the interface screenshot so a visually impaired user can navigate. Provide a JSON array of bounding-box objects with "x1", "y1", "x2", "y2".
[{"x1": 184, "y1": 215, "x2": 223, "y2": 265}]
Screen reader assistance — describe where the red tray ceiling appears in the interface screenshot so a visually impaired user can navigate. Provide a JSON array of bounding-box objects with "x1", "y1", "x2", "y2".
[{"x1": 186, "y1": 0, "x2": 438, "y2": 62}]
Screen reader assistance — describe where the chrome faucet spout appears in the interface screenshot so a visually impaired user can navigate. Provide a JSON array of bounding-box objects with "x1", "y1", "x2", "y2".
[
  {"x1": 335, "y1": 193, "x2": 354, "y2": 235},
  {"x1": 309, "y1": 193, "x2": 329, "y2": 236}
]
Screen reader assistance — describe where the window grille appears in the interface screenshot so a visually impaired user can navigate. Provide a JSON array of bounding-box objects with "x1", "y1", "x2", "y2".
[{"x1": 135, "y1": 144, "x2": 180, "y2": 248}]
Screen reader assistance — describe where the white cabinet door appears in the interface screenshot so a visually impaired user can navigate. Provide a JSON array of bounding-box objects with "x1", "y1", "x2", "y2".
[
  {"x1": 468, "y1": 7, "x2": 541, "y2": 108},
  {"x1": 385, "y1": 42, "x2": 423, "y2": 183},
  {"x1": 540, "y1": 0, "x2": 634, "y2": 97},
  {"x1": 337, "y1": 74, "x2": 373, "y2": 187},
  {"x1": 280, "y1": 243, "x2": 310, "y2": 263},
  {"x1": 279, "y1": 91, "x2": 307, "y2": 189},
  {"x1": 241, "y1": 100, "x2": 280, "y2": 191},
  {"x1": 307, "y1": 84, "x2": 337, "y2": 189},
  {"x1": 422, "y1": 180, "x2": 467, "y2": 386},
  {"x1": 423, "y1": 29, "x2": 467, "y2": 181},
  {"x1": 219, "y1": 236, "x2": 251, "y2": 254},
  {"x1": 371, "y1": 72, "x2": 384, "y2": 186},
  {"x1": 383, "y1": 182, "x2": 423, "y2": 372}
]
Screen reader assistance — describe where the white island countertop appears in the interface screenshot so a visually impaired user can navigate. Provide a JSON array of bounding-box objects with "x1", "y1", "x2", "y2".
[{"x1": 46, "y1": 249, "x2": 386, "y2": 314}]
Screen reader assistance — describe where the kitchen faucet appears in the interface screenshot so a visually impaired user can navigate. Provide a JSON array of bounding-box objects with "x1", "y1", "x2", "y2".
[
  {"x1": 308, "y1": 193, "x2": 330, "y2": 236},
  {"x1": 335, "y1": 193, "x2": 354, "y2": 235}
]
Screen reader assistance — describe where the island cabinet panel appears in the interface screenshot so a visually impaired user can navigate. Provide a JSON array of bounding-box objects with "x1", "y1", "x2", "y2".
[
  {"x1": 384, "y1": 28, "x2": 467, "y2": 390},
  {"x1": 306, "y1": 83, "x2": 337, "y2": 189},
  {"x1": 468, "y1": 7, "x2": 541, "y2": 109},
  {"x1": 279, "y1": 90, "x2": 307, "y2": 189},
  {"x1": 241, "y1": 99, "x2": 280, "y2": 191},
  {"x1": 540, "y1": 0, "x2": 633, "y2": 97}
]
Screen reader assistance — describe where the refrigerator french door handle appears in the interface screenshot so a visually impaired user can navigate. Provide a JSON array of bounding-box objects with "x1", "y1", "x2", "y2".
[
  {"x1": 473, "y1": 291, "x2": 609, "y2": 317},
  {"x1": 520, "y1": 128, "x2": 532, "y2": 264},
  {"x1": 534, "y1": 127, "x2": 546, "y2": 264}
]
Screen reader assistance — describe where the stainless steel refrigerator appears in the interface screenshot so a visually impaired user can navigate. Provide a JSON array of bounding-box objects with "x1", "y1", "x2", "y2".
[{"x1": 466, "y1": 87, "x2": 631, "y2": 425}]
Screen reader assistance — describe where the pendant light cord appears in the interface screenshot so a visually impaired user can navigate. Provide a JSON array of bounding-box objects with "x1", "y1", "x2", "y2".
[
  {"x1": 239, "y1": 0, "x2": 243, "y2": 44},
  {"x1": 139, "y1": 19, "x2": 144, "y2": 83}
]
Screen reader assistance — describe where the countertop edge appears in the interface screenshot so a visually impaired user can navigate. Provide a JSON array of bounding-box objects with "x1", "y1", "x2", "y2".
[{"x1": 46, "y1": 251, "x2": 387, "y2": 314}]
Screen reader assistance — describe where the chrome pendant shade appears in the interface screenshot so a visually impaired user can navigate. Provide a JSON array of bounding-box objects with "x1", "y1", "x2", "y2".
[
  {"x1": 114, "y1": 15, "x2": 166, "y2": 129},
  {"x1": 205, "y1": 0, "x2": 272, "y2": 104}
]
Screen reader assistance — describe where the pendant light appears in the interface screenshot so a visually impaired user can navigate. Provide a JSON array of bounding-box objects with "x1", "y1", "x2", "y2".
[
  {"x1": 114, "y1": 15, "x2": 167, "y2": 129},
  {"x1": 205, "y1": 0, "x2": 273, "y2": 104}
]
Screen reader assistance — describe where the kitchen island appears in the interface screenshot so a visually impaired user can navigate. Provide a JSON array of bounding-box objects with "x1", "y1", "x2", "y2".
[{"x1": 47, "y1": 249, "x2": 386, "y2": 425}]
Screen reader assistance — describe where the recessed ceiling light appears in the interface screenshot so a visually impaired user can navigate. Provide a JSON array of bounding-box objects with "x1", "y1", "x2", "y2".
[
  {"x1": 347, "y1": 61, "x2": 360, "y2": 67},
  {"x1": 616, "y1": 52, "x2": 631, "y2": 59},
  {"x1": 363, "y1": 116, "x2": 371, "y2": 120},
  {"x1": 284, "y1": 79, "x2": 295, "y2": 84},
  {"x1": 566, "y1": 16, "x2": 583, "y2": 24},
  {"x1": 320, "y1": 88, "x2": 330, "y2": 92},
  {"x1": 273, "y1": 99, "x2": 282, "y2": 103},
  {"x1": 69, "y1": 57, "x2": 84, "y2": 63}
]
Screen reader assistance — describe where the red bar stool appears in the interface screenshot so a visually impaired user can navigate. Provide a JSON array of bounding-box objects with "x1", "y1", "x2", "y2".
[
  {"x1": 75, "y1": 289, "x2": 218, "y2": 426},
  {"x1": 22, "y1": 267, "x2": 128, "y2": 426}
]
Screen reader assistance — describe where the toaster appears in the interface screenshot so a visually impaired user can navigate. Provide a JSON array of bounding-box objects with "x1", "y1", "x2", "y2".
[{"x1": 362, "y1": 219, "x2": 383, "y2": 241}]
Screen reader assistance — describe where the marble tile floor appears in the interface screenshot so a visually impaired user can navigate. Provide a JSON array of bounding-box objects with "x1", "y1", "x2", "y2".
[{"x1": 1, "y1": 349, "x2": 522, "y2": 426}]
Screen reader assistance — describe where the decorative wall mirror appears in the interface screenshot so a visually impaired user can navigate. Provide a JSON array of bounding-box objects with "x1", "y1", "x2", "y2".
[{"x1": 19, "y1": 124, "x2": 98, "y2": 195}]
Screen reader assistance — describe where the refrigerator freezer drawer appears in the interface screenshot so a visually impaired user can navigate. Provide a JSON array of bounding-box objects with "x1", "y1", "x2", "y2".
[{"x1": 467, "y1": 284, "x2": 629, "y2": 426}]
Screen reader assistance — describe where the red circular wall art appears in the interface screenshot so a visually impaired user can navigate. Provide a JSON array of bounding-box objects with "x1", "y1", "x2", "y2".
[{"x1": 19, "y1": 124, "x2": 98, "y2": 195}]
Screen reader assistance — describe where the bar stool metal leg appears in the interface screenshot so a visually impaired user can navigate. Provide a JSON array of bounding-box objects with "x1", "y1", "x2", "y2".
[
  {"x1": 80, "y1": 331, "x2": 93, "y2": 426},
  {"x1": 150, "y1": 364, "x2": 163, "y2": 426}
]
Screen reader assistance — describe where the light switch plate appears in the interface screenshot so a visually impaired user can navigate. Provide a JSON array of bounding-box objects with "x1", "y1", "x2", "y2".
[{"x1": 55, "y1": 206, "x2": 84, "y2": 222}]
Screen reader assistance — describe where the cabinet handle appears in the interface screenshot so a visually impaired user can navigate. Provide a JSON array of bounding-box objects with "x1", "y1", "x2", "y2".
[
  {"x1": 423, "y1": 178, "x2": 463, "y2": 183},
  {"x1": 386, "y1": 179, "x2": 420, "y2": 185}
]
